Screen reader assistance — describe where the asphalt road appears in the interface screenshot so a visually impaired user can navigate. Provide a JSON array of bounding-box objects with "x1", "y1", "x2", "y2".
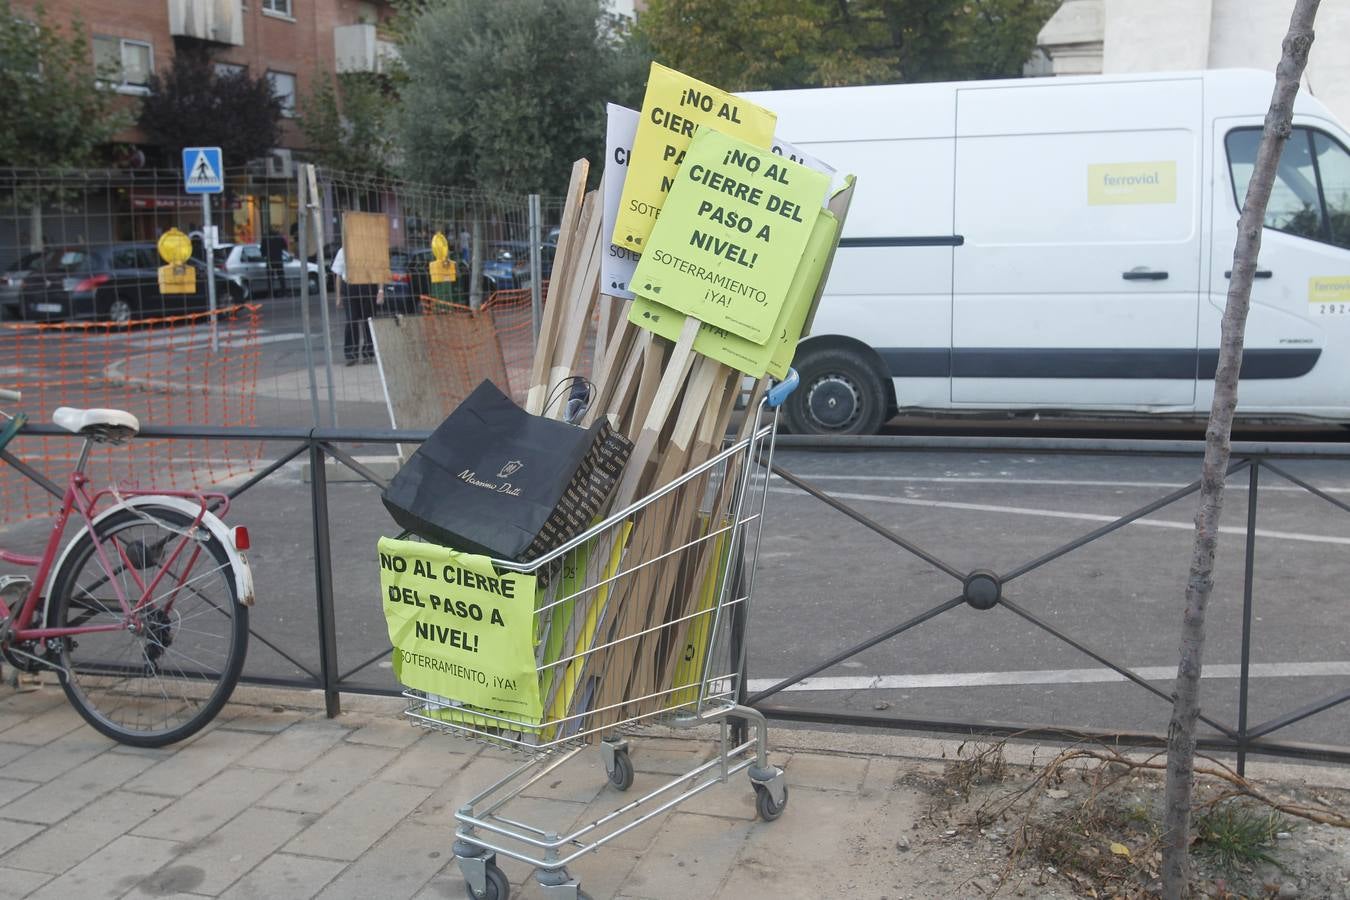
[{"x1": 6, "y1": 441, "x2": 1335, "y2": 753}]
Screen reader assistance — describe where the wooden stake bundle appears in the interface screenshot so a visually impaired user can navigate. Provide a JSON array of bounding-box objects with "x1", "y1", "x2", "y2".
[{"x1": 526, "y1": 159, "x2": 589, "y2": 414}]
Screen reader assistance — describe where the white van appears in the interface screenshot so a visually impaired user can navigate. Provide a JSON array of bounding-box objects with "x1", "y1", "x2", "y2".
[{"x1": 744, "y1": 70, "x2": 1350, "y2": 434}]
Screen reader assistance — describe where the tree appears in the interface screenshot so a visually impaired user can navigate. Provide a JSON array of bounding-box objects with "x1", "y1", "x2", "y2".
[
  {"x1": 635, "y1": 0, "x2": 1058, "y2": 91},
  {"x1": 394, "y1": 0, "x2": 649, "y2": 194},
  {"x1": 299, "y1": 72, "x2": 399, "y2": 177},
  {"x1": 0, "y1": 0, "x2": 133, "y2": 250},
  {"x1": 1160, "y1": 3, "x2": 1320, "y2": 898},
  {"x1": 138, "y1": 47, "x2": 282, "y2": 165}
]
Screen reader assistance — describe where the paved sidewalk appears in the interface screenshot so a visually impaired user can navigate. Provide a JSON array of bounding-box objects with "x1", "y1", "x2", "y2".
[{"x1": 0, "y1": 685, "x2": 1344, "y2": 900}]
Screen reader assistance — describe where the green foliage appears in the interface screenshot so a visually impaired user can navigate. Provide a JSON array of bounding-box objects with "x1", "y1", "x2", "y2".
[
  {"x1": 395, "y1": 0, "x2": 650, "y2": 193},
  {"x1": 636, "y1": 0, "x2": 1059, "y2": 91},
  {"x1": 0, "y1": 0, "x2": 131, "y2": 167},
  {"x1": 1194, "y1": 801, "x2": 1290, "y2": 873},
  {"x1": 138, "y1": 47, "x2": 282, "y2": 164},
  {"x1": 299, "y1": 73, "x2": 399, "y2": 176}
]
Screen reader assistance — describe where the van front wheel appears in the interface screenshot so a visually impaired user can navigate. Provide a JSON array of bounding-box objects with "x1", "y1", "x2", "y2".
[{"x1": 784, "y1": 347, "x2": 888, "y2": 436}]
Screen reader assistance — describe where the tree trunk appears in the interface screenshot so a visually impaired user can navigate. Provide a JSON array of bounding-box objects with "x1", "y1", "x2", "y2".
[
  {"x1": 468, "y1": 216, "x2": 484, "y2": 310},
  {"x1": 1160, "y1": 3, "x2": 1320, "y2": 898}
]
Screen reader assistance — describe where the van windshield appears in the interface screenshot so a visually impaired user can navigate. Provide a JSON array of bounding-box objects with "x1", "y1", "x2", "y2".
[{"x1": 1226, "y1": 126, "x2": 1350, "y2": 250}]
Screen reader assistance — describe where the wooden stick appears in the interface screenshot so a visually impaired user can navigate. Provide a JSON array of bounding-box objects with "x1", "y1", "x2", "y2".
[
  {"x1": 526, "y1": 159, "x2": 588, "y2": 414},
  {"x1": 586, "y1": 315, "x2": 638, "y2": 425},
  {"x1": 546, "y1": 197, "x2": 604, "y2": 408}
]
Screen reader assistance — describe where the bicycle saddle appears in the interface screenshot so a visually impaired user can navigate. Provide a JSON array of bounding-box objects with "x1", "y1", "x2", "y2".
[{"x1": 52, "y1": 407, "x2": 141, "y2": 443}]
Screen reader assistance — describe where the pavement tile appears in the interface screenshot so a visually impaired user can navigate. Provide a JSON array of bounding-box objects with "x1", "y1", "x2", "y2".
[
  {"x1": 311, "y1": 820, "x2": 452, "y2": 900},
  {"x1": 123, "y1": 728, "x2": 269, "y2": 796},
  {"x1": 284, "y1": 780, "x2": 432, "y2": 861},
  {"x1": 149, "y1": 806, "x2": 311, "y2": 895},
  {"x1": 517, "y1": 751, "x2": 609, "y2": 804},
  {"x1": 716, "y1": 786, "x2": 918, "y2": 900},
  {"x1": 516, "y1": 850, "x2": 642, "y2": 900},
  {"x1": 260, "y1": 743, "x2": 396, "y2": 813},
  {"x1": 2, "y1": 790, "x2": 166, "y2": 874},
  {"x1": 24, "y1": 834, "x2": 181, "y2": 900},
  {"x1": 236, "y1": 719, "x2": 352, "y2": 772},
  {"x1": 410, "y1": 756, "x2": 546, "y2": 830},
  {"x1": 0, "y1": 730, "x2": 115, "y2": 783},
  {"x1": 130, "y1": 767, "x2": 289, "y2": 844},
  {"x1": 217, "y1": 853, "x2": 347, "y2": 900},
  {"x1": 629, "y1": 745, "x2": 709, "y2": 777},
  {"x1": 0, "y1": 705, "x2": 84, "y2": 747},
  {"x1": 342, "y1": 717, "x2": 424, "y2": 749},
  {"x1": 783, "y1": 750, "x2": 869, "y2": 792},
  {"x1": 0, "y1": 865, "x2": 51, "y2": 898},
  {"x1": 573, "y1": 782, "x2": 675, "y2": 854},
  {"x1": 218, "y1": 707, "x2": 308, "y2": 734},
  {"x1": 673, "y1": 773, "x2": 763, "y2": 820},
  {"x1": 0, "y1": 821, "x2": 43, "y2": 859},
  {"x1": 376, "y1": 734, "x2": 479, "y2": 789},
  {"x1": 0, "y1": 690, "x2": 67, "y2": 719},
  {"x1": 618, "y1": 812, "x2": 749, "y2": 900},
  {"x1": 0, "y1": 779, "x2": 39, "y2": 809},
  {"x1": 119, "y1": 888, "x2": 214, "y2": 900},
  {"x1": 0, "y1": 745, "x2": 35, "y2": 770},
  {"x1": 0, "y1": 750, "x2": 158, "y2": 825}
]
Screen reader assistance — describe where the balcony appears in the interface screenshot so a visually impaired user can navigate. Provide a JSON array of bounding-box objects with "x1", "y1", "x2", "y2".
[
  {"x1": 334, "y1": 23, "x2": 400, "y2": 75},
  {"x1": 168, "y1": 0, "x2": 244, "y2": 46}
]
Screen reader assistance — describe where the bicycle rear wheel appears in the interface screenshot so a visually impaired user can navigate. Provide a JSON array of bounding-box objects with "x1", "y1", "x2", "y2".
[{"x1": 50, "y1": 506, "x2": 248, "y2": 747}]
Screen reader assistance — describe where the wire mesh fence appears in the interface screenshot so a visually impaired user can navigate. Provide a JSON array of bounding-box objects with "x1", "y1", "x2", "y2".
[{"x1": 0, "y1": 165, "x2": 566, "y2": 526}]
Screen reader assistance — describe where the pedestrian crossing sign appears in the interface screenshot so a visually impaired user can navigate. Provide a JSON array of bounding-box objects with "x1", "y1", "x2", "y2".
[{"x1": 183, "y1": 147, "x2": 224, "y2": 194}]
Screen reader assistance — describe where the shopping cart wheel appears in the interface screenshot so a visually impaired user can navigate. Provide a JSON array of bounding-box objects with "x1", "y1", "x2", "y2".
[
  {"x1": 466, "y1": 862, "x2": 510, "y2": 900},
  {"x1": 606, "y1": 749, "x2": 634, "y2": 791},
  {"x1": 754, "y1": 782, "x2": 788, "y2": 822}
]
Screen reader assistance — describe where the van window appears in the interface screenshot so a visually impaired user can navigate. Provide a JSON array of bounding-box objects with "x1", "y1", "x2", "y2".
[
  {"x1": 1313, "y1": 131, "x2": 1350, "y2": 248},
  {"x1": 1226, "y1": 126, "x2": 1350, "y2": 249}
]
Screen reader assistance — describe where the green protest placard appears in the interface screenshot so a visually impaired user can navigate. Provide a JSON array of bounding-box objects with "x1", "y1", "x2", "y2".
[
  {"x1": 379, "y1": 537, "x2": 541, "y2": 721},
  {"x1": 630, "y1": 128, "x2": 830, "y2": 345},
  {"x1": 629, "y1": 208, "x2": 839, "y2": 378}
]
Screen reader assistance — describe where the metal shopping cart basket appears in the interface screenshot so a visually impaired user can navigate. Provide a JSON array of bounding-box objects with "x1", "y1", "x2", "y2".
[{"x1": 395, "y1": 373, "x2": 798, "y2": 900}]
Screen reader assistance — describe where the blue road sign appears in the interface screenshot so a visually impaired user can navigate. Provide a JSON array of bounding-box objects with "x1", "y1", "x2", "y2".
[{"x1": 183, "y1": 147, "x2": 224, "y2": 194}]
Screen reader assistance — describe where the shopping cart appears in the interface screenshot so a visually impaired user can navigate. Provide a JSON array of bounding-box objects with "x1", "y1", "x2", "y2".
[{"x1": 396, "y1": 372, "x2": 798, "y2": 900}]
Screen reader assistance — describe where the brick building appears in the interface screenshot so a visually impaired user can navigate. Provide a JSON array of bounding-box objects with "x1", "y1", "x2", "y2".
[{"x1": 7, "y1": 0, "x2": 397, "y2": 247}]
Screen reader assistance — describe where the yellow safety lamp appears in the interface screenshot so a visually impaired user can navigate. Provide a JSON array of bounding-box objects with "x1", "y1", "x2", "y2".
[
  {"x1": 157, "y1": 227, "x2": 196, "y2": 294},
  {"x1": 429, "y1": 231, "x2": 457, "y2": 284}
]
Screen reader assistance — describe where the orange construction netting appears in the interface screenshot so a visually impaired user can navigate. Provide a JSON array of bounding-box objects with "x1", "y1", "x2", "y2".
[{"x1": 0, "y1": 304, "x2": 262, "y2": 527}]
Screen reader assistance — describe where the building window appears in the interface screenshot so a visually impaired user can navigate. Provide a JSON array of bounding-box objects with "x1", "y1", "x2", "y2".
[
  {"x1": 267, "y1": 70, "x2": 297, "y2": 117},
  {"x1": 262, "y1": 0, "x2": 293, "y2": 18},
  {"x1": 215, "y1": 62, "x2": 247, "y2": 79},
  {"x1": 93, "y1": 36, "x2": 152, "y2": 94}
]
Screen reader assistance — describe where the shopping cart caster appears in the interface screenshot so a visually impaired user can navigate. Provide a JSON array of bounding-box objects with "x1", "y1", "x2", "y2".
[
  {"x1": 600, "y1": 737, "x2": 633, "y2": 792},
  {"x1": 749, "y1": 765, "x2": 788, "y2": 822},
  {"x1": 455, "y1": 841, "x2": 509, "y2": 900},
  {"x1": 537, "y1": 866, "x2": 591, "y2": 899}
]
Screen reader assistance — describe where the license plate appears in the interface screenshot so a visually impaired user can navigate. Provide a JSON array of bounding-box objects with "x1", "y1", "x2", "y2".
[{"x1": 34, "y1": 303, "x2": 61, "y2": 313}]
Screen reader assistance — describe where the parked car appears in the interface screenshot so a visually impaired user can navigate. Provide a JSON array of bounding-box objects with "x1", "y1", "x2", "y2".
[
  {"x1": 213, "y1": 242, "x2": 322, "y2": 298},
  {"x1": 512, "y1": 241, "x2": 557, "y2": 290},
  {"x1": 1, "y1": 251, "x2": 44, "y2": 319},
  {"x1": 20, "y1": 244, "x2": 247, "y2": 323}
]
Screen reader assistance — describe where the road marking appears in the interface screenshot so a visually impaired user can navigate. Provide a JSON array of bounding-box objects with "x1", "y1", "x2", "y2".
[
  {"x1": 774, "y1": 473, "x2": 1350, "y2": 495},
  {"x1": 746, "y1": 661, "x2": 1350, "y2": 693},
  {"x1": 768, "y1": 487, "x2": 1350, "y2": 545}
]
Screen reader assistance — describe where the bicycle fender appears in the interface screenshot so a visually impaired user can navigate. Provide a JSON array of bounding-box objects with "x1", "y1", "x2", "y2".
[{"x1": 44, "y1": 496, "x2": 255, "y2": 615}]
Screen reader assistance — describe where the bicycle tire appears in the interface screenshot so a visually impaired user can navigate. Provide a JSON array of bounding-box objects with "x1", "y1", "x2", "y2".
[{"x1": 49, "y1": 505, "x2": 248, "y2": 747}]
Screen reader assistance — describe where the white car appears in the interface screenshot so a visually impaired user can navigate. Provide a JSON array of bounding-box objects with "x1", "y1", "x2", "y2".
[{"x1": 212, "y1": 243, "x2": 322, "y2": 298}]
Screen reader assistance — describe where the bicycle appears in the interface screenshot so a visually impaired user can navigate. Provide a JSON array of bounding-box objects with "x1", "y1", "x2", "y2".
[{"x1": 0, "y1": 389, "x2": 253, "y2": 746}]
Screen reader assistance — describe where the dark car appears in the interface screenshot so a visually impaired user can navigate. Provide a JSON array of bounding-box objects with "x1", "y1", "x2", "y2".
[
  {"x1": 20, "y1": 244, "x2": 247, "y2": 324},
  {"x1": 1, "y1": 251, "x2": 44, "y2": 319}
]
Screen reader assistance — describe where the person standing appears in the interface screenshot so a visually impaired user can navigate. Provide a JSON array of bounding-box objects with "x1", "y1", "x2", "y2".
[
  {"x1": 262, "y1": 227, "x2": 287, "y2": 297},
  {"x1": 330, "y1": 245, "x2": 384, "y2": 365}
]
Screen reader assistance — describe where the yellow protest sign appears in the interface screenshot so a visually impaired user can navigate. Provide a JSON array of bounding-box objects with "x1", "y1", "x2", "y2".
[
  {"x1": 630, "y1": 128, "x2": 830, "y2": 345},
  {"x1": 629, "y1": 208, "x2": 839, "y2": 377},
  {"x1": 379, "y1": 537, "x2": 541, "y2": 721},
  {"x1": 613, "y1": 62, "x2": 775, "y2": 254}
]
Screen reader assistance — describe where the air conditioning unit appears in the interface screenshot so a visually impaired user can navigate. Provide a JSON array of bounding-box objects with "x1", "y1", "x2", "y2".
[{"x1": 264, "y1": 149, "x2": 293, "y2": 179}]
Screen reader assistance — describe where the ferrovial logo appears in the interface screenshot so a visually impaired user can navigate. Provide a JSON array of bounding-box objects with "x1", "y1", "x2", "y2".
[{"x1": 497, "y1": 460, "x2": 524, "y2": 479}]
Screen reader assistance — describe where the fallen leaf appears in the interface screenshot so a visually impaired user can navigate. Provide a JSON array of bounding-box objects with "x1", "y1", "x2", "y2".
[{"x1": 1109, "y1": 842, "x2": 1131, "y2": 859}]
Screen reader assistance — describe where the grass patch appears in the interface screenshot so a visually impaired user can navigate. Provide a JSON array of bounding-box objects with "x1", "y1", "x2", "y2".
[{"x1": 1194, "y1": 800, "x2": 1290, "y2": 873}]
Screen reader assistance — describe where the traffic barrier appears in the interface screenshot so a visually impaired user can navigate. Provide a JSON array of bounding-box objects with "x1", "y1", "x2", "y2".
[{"x1": 0, "y1": 304, "x2": 261, "y2": 525}]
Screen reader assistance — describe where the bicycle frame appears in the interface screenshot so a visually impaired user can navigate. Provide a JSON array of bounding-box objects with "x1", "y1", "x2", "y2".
[{"x1": 0, "y1": 439, "x2": 231, "y2": 644}]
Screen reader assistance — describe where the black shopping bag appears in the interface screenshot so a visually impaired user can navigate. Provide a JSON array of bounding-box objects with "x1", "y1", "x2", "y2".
[{"x1": 382, "y1": 380, "x2": 631, "y2": 561}]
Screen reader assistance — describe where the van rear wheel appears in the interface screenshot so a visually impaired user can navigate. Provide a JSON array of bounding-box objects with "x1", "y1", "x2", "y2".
[{"x1": 784, "y1": 347, "x2": 887, "y2": 436}]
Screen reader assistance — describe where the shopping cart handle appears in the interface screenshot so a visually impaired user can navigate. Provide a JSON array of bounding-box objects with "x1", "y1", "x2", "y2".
[
  {"x1": 0, "y1": 389, "x2": 20, "y2": 403},
  {"x1": 766, "y1": 369, "x2": 799, "y2": 409}
]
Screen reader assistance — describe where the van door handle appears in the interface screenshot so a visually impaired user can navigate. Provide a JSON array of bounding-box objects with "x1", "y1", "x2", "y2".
[
  {"x1": 1122, "y1": 269, "x2": 1169, "y2": 281},
  {"x1": 1224, "y1": 269, "x2": 1273, "y2": 279}
]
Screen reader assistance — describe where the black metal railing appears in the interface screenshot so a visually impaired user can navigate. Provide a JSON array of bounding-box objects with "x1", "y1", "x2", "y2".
[{"x1": 4, "y1": 424, "x2": 1348, "y2": 774}]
